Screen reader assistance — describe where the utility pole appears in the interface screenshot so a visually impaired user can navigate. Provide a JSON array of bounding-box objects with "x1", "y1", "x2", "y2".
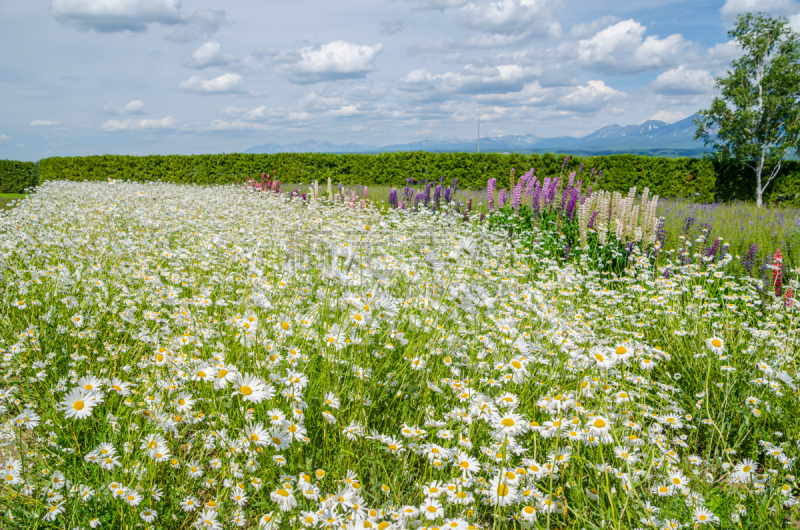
[{"x1": 477, "y1": 115, "x2": 481, "y2": 153}]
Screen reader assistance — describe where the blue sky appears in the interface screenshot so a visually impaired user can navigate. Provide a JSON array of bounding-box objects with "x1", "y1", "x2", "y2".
[{"x1": 1, "y1": 0, "x2": 798, "y2": 161}]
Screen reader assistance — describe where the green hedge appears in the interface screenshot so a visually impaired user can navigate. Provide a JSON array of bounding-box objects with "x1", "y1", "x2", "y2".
[
  {"x1": 0, "y1": 159, "x2": 38, "y2": 194},
  {"x1": 2, "y1": 152, "x2": 799, "y2": 204}
]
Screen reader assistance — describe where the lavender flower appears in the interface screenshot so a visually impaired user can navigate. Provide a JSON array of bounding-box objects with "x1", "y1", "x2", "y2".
[
  {"x1": 388, "y1": 189, "x2": 399, "y2": 209},
  {"x1": 487, "y1": 178, "x2": 496, "y2": 212}
]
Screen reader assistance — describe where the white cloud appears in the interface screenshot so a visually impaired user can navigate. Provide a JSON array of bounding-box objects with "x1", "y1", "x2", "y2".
[
  {"x1": 103, "y1": 100, "x2": 146, "y2": 115},
  {"x1": 50, "y1": 1, "x2": 227, "y2": 40},
  {"x1": 557, "y1": 80, "x2": 624, "y2": 112},
  {"x1": 188, "y1": 41, "x2": 236, "y2": 68},
  {"x1": 0, "y1": 134, "x2": 10, "y2": 142},
  {"x1": 570, "y1": 20, "x2": 688, "y2": 74},
  {"x1": 123, "y1": 100, "x2": 145, "y2": 113},
  {"x1": 651, "y1": 110, "x2": 686, "y2": 123},
  {"x1": 275, "y1": 41, "x2": 383, "y2": 85},
  {"x1": 50, "y1": 0, "x2": 182, "y2": 32},
  {"x1": 570, "y1": 16, "x2": 618, "y2": 39},
  {"x1": 99, "y1": 116, "x2": 175, "y2": 131},
  {"x1": 720, "y1": 0, "x2": 798, "y2": 19},
  {"x1": 167, "y1": 9, "x2": 228, "y2": 43},
  {"x1": 180, "y1": 73, "x2": 244, "y2": 93},
  {"x1": 30, "y1": 120, "x2": 60, "y2": 126},
  {"x1": 418, "y1": 0, "x2": 470, "y2": 10},
  {"x1": 397, "y1": 64, "x2": 538, "y2": 98},
  {"x1": 651, "y1": 65, "x2": 715, "y2": 95},
  {"x1": 705, "y1": 41, "x2": 742, "y2": 68},
  {"x1": 790, "y1": 13, "x2": 800, "y2": 32},
  {"x1": 459, "y1": 0, "x2": 562, "y2": 38},
  {"x1": 15, "y1": 143, "x2": 25, "y2": 149}
]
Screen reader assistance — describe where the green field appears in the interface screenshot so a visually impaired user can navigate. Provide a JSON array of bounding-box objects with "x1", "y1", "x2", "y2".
[{"x1": 0, "y1": 193, "x2": 26, "y2": 209}]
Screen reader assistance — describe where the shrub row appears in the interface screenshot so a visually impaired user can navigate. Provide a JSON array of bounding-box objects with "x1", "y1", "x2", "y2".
[
  {"x1": 0, "y1": 159, "x2": 38, "y2": 194},
  {"x1": 2, "y1": 153, "x2": 799, "y2": 204}
]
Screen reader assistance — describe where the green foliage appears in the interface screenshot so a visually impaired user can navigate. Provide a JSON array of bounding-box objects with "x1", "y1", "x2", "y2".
[
  {"x1": 28, "y1": 153, "x2": 717, "y2": 199},
  {"x1": 695, "y1": 13, "x2": 800, "y2": 207},
  {"x1": 715, "y1": 159, "x2": 800, "y2": 205},
  {"x1": 0, "y1": 159, "x2": 38, "y2": 193},
  {"x1": 1, "y1": 152, "x2": 797, "y2": 204}
]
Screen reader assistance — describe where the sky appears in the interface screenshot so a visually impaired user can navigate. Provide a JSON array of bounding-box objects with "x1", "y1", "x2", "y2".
[{"x1": 1, "y1": 0, "x2": 799, "y2": 161}]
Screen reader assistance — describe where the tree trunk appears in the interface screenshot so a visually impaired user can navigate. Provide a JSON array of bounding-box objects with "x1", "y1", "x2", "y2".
[{"x1": 756, "y1": 148, "x2": 765, "y2": 208}]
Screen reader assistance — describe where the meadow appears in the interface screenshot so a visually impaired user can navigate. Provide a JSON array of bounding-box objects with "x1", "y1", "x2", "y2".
[{"x1": 0, "y1": 178, "x2": 798, "y2": 530}]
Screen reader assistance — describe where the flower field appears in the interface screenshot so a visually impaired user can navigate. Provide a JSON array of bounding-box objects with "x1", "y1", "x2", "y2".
[{"x1": 0, "y1": 180, "x2": 799, "y2": 529}]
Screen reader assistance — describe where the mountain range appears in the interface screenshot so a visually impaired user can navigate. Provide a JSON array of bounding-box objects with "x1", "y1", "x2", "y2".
[{"x1": 245, "y1": 113, "x2": 712, "y2": 158}]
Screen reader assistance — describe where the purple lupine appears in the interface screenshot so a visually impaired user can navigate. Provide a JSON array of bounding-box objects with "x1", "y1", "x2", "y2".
[
  {"x1": 704, "y1": 237, "x2": 721, "y2": 261},
  {"x1": 443, "y1": 186, "x2": 452, "y2": 204},
  {"x1": 434, "y1": 185, "x2": 442, "y2": 208},
  {"x1": 655, "y1": 218, "x2": 667, "y2": 248},
  {"x1": 487, "y1": 178, "x2": 496, "y2": 212},
  {"x1": 451, "y1": 178, "x2": 459, "y2": 195},
  {"x1": 578, "y1": 163, "x2": 584, "y2": 178},
  {"x1": 415, "y1": 192, "x2": 424, "y2": 209},
  {"x1": 546, "y1": 178, "x2": 560, "y2": 208},
  {"x1": 682, "y1": 217, "x2": 696, "y2": 234},
  {"x1": 531, "y1": 181, "x2": 541, "y2": 217},
  {"x1": 388, "y1": 188, "x2": 399, "y2": 208},
  {"x1": 498, "y1": 189, "x2": 507, "y2": 209},
  {"x1": 567, "y1": 187, "x2": 580, "y2": 220},
  {"x1": 512, "y1": 182, "x2": 522, "y2": 216},
  {"x1": 742, "y1": 243, "x2": 758, "y2": 275},
  {"x1": 468, "y1": 197, "x2": 473, "y2": 212},
  {"x1": 561, "y1": 155, "x2": 570, "y2": 175},
  {"x1": 424, "y1": 181, "x2": 432, "y2": 206},
  {"x1": 626, "y1": 241, "x2": 635, "y2": 259},
  {"x1": 587, "y1": 211, "x2": 598, "y2": 230},
  {"x1": 563, "y1": 243, "x2": 571, "y2": 260}
]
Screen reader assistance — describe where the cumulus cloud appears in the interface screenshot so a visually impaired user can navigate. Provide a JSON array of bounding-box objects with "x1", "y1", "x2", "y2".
[
  {"x1": 99, "y1": 116, "x2": 175, "y2": 131},
  {"x1": 459, "y1": 0, "x2": 562, "y2": 39},
  {"x1": 50, "y1": 0, "x2": 227, "y2": 40},
  {"x1": 0, "y1": 134, "x2": 10, "y2": 142},
  {"x1": 167, "y1": 9, "x2": 229, "y2": 43},
  {"x1": 789, "y1": 13, "x2": 800, "y2": 32},
  {"x1": 720, "y1": 0, "x2": 798, "y2": 19},
  {"x1": 567, "y1": 20, "x2": 689, "y2": 75},
  {"x1": 103, "y1": 100, "x2": 147, "y2": 115},
  {"x1": 570, "y1": 16, "x2": 618, "y2": 39},
  {"x1": 50, "y1": 0, "x2": 182, "y2": 33},
  {"x1": 651, "y1": 65, "x2": 715, "y2": 95},
  {"x1": 557, "y1": 80, "x2": 624, "y2": 112},
  {"x1": 418, "y1": 0, "x2": 471, "y2": 10},
  {"x1": 397, "y1": 64, "x2": 538, "y2": 99},
  {"x1": 180, "y1": 73, "x2": 244, "y2": 93},
  {"x1": 187, "y1": 41, "x2": 236, "y2": 69},
  {"x1": 651, "y1": 110, "x2": 687, "y2": 123},
  {"x1": 275, "y1": 41, "x2": 383, "y2": 85},
  {"x1": 124, "y1": 100, "x2": 145, "y2": 113},
  {"x1": 704, "y1": 41, "x2": 742, "y2": 68},
  {"x1": 30, "y1": 120, "x2": 60, "y2": 126}
]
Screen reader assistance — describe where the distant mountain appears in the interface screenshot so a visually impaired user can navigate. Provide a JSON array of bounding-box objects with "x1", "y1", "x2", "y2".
[{"x1": 245, "y1": 113, "x2": 712, "y2": 157}]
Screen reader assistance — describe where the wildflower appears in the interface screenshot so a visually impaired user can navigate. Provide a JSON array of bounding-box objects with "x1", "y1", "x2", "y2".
[{"x1": 60, "y1": 389, "x2": 100, "y2": 420}]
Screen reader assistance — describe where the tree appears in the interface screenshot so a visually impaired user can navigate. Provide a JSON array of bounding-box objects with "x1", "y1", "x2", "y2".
[{"x1": 695, "y1": 13, "x2": 800, "y2": 207}]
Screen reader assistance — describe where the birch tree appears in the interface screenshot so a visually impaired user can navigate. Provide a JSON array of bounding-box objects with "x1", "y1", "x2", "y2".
[{"x1": 694, "y1": 13, "x2": 800, "y2": 207}]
